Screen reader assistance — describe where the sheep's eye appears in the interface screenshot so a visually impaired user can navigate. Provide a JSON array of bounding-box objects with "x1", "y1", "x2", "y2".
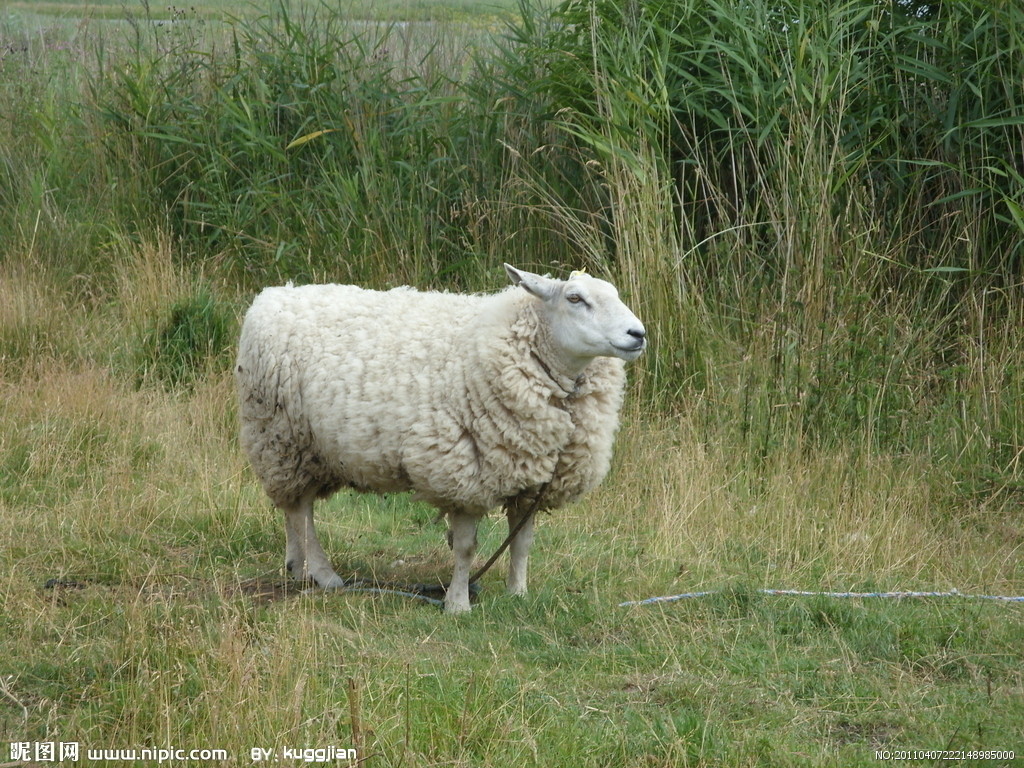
[{"x1": 567, "y1": 293, "x2": 584, "y2": 305}]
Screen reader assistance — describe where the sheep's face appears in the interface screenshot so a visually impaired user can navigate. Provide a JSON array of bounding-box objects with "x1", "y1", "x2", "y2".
[{"x1": 504, "y1": 264, "x2": 647, "y2": 369}]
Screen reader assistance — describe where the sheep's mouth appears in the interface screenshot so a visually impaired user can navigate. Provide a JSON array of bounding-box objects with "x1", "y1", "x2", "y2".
[{"x1": 613, "y1": 341, "x2": 646, "y2": 356}]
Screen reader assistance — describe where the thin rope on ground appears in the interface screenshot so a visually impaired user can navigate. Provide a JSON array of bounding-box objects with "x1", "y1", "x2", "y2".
[
  {"x1": 302, "y1": 584, "x2": 447, "y2": 608},
  {"x1": 339, "y1": 586, "x2": 447, "y2": 608},
  {"x1": 619, "y1": 588, "x2": 1024, "y2": 607}
]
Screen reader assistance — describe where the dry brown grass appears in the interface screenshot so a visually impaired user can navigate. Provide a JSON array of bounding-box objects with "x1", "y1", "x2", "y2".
[{"x1": 577, "y1": 412, "x2": 1021, "y2": 603}]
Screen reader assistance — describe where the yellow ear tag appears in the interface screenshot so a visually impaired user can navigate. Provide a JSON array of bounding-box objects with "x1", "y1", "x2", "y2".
[{"x1": 569, "y1": 269, "x2": 588, "y2": 280}]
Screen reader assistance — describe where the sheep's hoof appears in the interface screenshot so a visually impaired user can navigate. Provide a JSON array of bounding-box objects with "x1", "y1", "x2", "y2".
[
  {"x1": 285, "y1": 559, "x2": 309, "y2": 582},
  {"x1": 315, "y1": 573, "x2": 347, "y2": 590},
  {"x1": 444, "y1": 600, "x2": 472, "y2": 615},
  {"x1": 287, "y1": 560, "x2": 346, "y2": 590}
]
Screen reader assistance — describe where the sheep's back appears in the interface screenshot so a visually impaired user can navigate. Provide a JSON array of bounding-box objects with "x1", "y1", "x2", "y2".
[{"x1": 237, "y1": 283, "x2": 503, "y2": 504}]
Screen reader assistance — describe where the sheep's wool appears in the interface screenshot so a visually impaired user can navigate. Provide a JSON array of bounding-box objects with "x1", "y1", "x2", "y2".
[{"x1": 236, "y1": 283, "x2": 627, "y2": 519}]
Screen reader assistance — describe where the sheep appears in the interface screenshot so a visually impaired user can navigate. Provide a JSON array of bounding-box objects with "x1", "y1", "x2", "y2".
[{"x1": 235, "y1": 263, "x2": 646, "y2": 613}]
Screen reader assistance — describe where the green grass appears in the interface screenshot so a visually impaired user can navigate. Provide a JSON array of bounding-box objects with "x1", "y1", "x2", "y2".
[
  {"x1": 8, "y1": 583, "x2": 1021, "y2": 764},
  {"x1": 1, "y1": 0, "x2": 1023, "y2": 764}
]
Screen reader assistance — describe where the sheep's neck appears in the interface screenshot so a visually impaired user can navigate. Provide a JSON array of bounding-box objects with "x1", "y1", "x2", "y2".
[
  {"x1": 530, "y1": 350, "x2": 582, "y2": 397},
  {"x1": 530, "y1": 323, "x2": 587, "y2": 396}
]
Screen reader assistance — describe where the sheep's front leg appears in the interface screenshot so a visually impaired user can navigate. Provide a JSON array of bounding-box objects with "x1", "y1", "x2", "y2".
[
  {"x1": 445, "y1": 512, "x2": 478, "y2": 614},
  {"x1": 505, "y1": 505, "x2": 535, "y2": 596},
  {"x1": 283, "y1": 491, "x2": 345, "y2": 589}
]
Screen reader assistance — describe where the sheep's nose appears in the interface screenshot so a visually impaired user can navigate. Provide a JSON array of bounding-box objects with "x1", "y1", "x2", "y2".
[{"x1": 628, "y1": 327, "x2": 646, "y2": 341}]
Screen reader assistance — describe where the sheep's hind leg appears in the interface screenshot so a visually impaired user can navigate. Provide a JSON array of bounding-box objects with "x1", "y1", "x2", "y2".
[
  {"x1": 283, "y1": 491, "x2": 345, "y2": 589},
  {"x1": 505, "y1": 504, "x2": 535, "y2": 597},
  {"x1": 445, "y1": 512, "x2": 478, "y2": 614}
]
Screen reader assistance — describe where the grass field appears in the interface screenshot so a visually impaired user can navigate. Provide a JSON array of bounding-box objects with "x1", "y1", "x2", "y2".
[
  {"x1": 1, "y1": 0, "x2": 1022, "y2": 765},
  {"x1": 0, "y1": 0, "x2": 532, "y2": 22},
  {"x1": 2, "y1": 284, "x2": 1021, "y2": 763}
]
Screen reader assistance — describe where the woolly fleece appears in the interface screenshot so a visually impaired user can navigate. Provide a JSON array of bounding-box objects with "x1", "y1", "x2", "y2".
[{"x1": 236, "y1": 282, "x2": 627, "y2": 519}]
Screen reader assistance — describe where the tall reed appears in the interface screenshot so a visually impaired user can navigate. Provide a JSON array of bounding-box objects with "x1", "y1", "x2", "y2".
[
  {"x1": 509, "y1": 0, "x2": 1024, "y2": 487},
  {"x1": 3, "y1": 0, "x2": 1023, "y2": 500},
  {"x1": 80, "y1": 2, "x2": 581, "y2": 288}
]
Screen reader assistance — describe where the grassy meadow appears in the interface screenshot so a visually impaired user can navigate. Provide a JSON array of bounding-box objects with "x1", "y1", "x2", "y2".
[{"x1": 1, "y1": 0, "x2": 1023, "y2": 765}]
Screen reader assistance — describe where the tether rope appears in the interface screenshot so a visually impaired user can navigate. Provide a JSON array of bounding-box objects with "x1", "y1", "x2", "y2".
[{"x1": 619, "y1": 588, "x2": 1024, "y2": 607}]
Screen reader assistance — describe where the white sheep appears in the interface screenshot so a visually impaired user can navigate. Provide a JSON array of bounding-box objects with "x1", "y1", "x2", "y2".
[{"x1": 235, "y1": 264, "x2": 646, "y2": 613}]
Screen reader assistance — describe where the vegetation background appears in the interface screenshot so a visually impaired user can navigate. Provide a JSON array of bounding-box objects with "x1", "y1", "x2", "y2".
[{"x1": 1, "y1": 0, "x2": 1021, "y2": 765}]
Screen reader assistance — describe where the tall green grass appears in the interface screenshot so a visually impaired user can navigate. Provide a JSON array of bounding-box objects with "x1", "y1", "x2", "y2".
[
  {"x1": 75, "y1": 1, "x2": 575, "y2": 288},
  {"x1": 2, "y1": 0, "x2": 1023, "y2": 494},
  {"x1": 3, "y1": 0, "x2": 1023, "y2": 475},
  {"x1": 508, "y1": 0, "x2": 1024, "y2": 490}
]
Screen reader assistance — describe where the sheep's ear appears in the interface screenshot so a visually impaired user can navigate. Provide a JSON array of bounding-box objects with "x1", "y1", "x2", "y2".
[{"x1": 504, "y1": 264, "x2": 559, "y2": 301}]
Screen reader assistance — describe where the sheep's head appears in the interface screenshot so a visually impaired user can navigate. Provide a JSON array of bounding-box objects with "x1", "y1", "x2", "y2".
[{"x1": 504, "y1": 264, "x2": 647, "y2": 371}]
